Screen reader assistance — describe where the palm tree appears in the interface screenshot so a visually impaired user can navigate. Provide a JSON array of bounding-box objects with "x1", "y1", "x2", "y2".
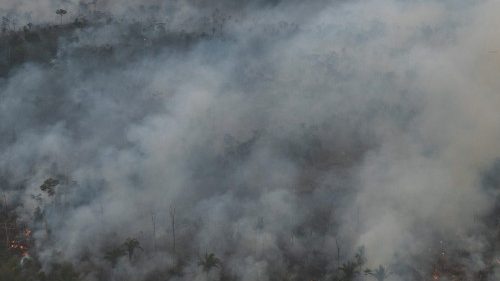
[
  {"x1": 198, "y1": 252, "x2": 222, "y2": 272},
  {"x1": 339, "y1": 261, "x2": 361, "y2": 281},
  {"x1": 122, "y1": 238, "x2": 143, "y2": 261},
  {"x1": 337, "y1": 247, "x2": 366, "y2": 281},
  {"x1": 365, "y1": 265, "x2": 392, "y2": 281},
  {"x1": 56, "y1": 9, "x2": 67, "y2": 25}
]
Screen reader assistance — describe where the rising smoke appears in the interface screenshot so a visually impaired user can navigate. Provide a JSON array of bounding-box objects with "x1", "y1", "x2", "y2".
[{"x1": 1, "y1": 0, "x2": 500, "y2": 280}]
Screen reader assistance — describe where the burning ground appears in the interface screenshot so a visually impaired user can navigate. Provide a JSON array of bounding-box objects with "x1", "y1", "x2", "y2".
[{"x1": 2, "y1": 0, "x2": 500, "y2": 280}]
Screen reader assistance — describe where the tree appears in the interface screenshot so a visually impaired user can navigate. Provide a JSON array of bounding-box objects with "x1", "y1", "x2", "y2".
[
  {"x1": 151, "y1": 211, "x2": 157, "y2": 252},
  {"x1": 104, "y1": 247, "x2": 126, "y2": 267},
  {"x1": 338, "y1": 247, "x2": 367, "y2": 281},
  {"x1": 1, "y1": 17, "x2": 10, "y2": 33},
  {"x1": 122, "y1": 238, "x2": 143, "y2": 261},
  {"x1": 335, "y1": 237, "x2": 341, "y2": 269},
  {"x1": 40, "y1": 178, "x2": 59, "y2": 196},
  {"x1": 365, "y1": 265, "x2": 392, "y2": 281},
  {"x1": 56, "y1": 9, "x2": 67, "y2": 25},
  {"x1": 354, "y1": 246, "x2": 367, "y2": 267},
  {"x1": 170, "y1": 205, "x2": 176, "y2": 253},
  {"x1": 339, "y1": 261, "x2": 361, "y2": 281},
  {"x1": 198, "y1": 252, "x2": 222, "y2": 272}
]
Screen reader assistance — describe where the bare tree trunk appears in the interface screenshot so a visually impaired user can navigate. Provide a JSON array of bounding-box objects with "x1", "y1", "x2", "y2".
[
  {"x1": 170, "y1": 206, "x2": 176, "y2": 253},
  {"x1": 151, "y1": 211, "x2": 157, "y2": 252},
  {"x1": 4, "y1": 223, "x2": 9, "y2": 248},
  {"x1": 356, "y1": 206, "x2": 360, "y2": 233},
  {"x1": 2, "y1": 194, "x2": 8, "y2": 247},
  {"x1": 44, "y1": 218, "x2": 50, "y2": 239},
  {"x1": 2, "y1": 193, "x2": 7, "y2": 214},
  {"x1": 335, "y1": 237, "x2": 341, "y2": 269}
]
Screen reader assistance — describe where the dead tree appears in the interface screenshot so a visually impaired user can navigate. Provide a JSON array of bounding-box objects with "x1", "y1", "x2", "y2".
[
  {"x1": 151, "y1": 211, "x2": 157, "y2": 252},
  {"x1": 335, "y1": 237, "x2": 341, "y2": 269},
  {"x1": 169, "y1": 206, "x2": 176, "y2": 253}
]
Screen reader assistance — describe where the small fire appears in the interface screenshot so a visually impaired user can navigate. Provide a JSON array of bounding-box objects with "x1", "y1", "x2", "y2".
[
  {"x1": 432, "y1": 271, "x2": 440, "y2": 281},
  {"x1": 9, "y1": 240, "x2": 29, "y2": 252},
  {"x1": 8, "y1": 228, "x2": 32, "y2": 257}
]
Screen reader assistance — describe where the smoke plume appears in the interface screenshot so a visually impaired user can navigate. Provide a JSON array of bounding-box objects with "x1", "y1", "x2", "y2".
[{"x1": 2, "y1": 0, "x2": 500, "y2": 280}]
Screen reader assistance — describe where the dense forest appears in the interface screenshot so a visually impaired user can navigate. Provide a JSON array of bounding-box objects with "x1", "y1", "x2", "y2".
[{"x1": 2, "y1": 1, "x2": 500, "y2": 280}]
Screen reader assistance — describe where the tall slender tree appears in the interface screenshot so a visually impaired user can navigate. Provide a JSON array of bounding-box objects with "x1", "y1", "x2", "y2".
[
  {"x1": 170, "y1": 205, "x2": 176, "y2": 253},
  {"x1": 56, "y1": 9, "x2": 67, "y2": 25}
]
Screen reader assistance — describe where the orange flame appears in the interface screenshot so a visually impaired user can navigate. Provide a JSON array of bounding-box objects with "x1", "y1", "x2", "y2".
[{"x1": 9, "y1": 240, "x2": 29, "y2": 255}]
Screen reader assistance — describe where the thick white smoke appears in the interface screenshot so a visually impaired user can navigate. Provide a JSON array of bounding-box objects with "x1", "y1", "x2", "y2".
[{"x1": 1, "y1": 0, "x2": 500, "y2": 280}]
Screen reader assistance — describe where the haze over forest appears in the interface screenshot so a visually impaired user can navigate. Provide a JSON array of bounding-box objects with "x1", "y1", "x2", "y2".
[{"x1": 2, "y1": 1, "x2": 500, "y2": 280}]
